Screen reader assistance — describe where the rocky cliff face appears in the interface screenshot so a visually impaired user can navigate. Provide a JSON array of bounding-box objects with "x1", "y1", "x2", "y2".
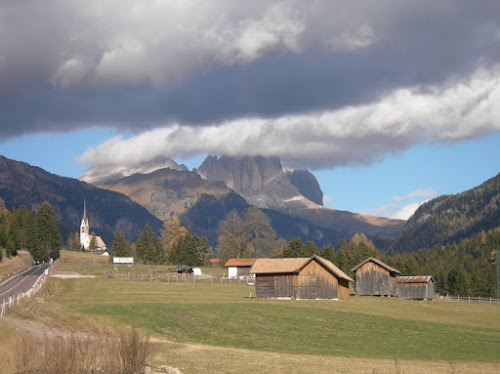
[
  {"x1": 195, "y1": 155, "x2": 311, "y2": 210},
  {"x1": 196, "y1": 155, "x2": 284, "y2": 193},
  {"x1": 285, "y1": 168, "x2": 323, "y2": 206}
]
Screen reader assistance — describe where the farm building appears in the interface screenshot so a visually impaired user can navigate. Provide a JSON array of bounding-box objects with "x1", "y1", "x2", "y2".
[
  {"x1": 224, "y1": 258, "x2": 257, "y2": 279},
  {"x1": 396, "y1": 276, "x2": 436, "y2": 300},
  {"x1": 351, "y1": 257, "x2": 401, "y2": 297},
  {"x1": 250, "y1": 255, "x2": 353, "y2": 300}
]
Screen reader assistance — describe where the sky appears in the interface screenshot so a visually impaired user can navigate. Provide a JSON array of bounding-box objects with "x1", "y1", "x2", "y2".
[{"x1": 1, "y1": 1, "x2": 500, "y2": 220}]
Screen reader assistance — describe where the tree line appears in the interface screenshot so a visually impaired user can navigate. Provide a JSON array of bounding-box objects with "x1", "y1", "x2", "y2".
[
  {"x1": 1, "y1": 199, "x2": 498, "y2": 298},
  {"x1": 105, "y1": 216, "x2": 210, "y2": 267},
  {"x1": 214, "y1": 208, "x2": 499, "y2": 298},
  {"x1": 0, "y1": 200, "x2": 61, "y2": 263}
]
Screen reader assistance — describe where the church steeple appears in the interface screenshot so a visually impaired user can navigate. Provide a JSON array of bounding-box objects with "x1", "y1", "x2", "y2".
[{"x1": 80, "y1": 198, "x2": 90, "y2": 250}]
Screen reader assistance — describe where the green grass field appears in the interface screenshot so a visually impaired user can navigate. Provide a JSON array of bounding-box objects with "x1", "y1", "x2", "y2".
[{"x1": 3, "y1": 256, "x2": 500, "y2": 373}]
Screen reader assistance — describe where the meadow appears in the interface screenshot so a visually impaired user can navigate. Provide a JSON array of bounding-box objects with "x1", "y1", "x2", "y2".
[{"x1": 1, "y1": 251, "x2": 499, "y2": 373}]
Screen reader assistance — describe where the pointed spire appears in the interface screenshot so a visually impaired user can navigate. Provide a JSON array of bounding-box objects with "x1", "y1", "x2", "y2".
[{"x1": 83, "y1": 197, "x2": 87, "y2": 220}]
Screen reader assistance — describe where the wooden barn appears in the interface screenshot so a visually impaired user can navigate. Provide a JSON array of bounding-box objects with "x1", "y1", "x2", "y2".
[
  {"x1": 396, "y1": 276, "x2": 436, "y2": 300},
  {"x1": 249, "y1": 255, "x2": 353, "y2": 300},
  {"x1": 224, "y1": 258, "x2": 257, "y2": 279},
  {"x1": 351, "y1": 257, "x2": 401, "y2": 297}
]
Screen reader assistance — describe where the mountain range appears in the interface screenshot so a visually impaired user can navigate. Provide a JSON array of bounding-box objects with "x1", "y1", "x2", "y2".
[
  {"x1": 1, "y1": 153, "x2": 498, "y2": 253},
  {"x1": 80, "y1": 155, "x2": 405, "y2": 245}
]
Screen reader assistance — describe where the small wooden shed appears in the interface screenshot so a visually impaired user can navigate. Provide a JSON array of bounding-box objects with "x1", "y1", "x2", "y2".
[
  {"x1": 224, "y1": 258, "x2": 257, "y2": 279},
  {"x1": 396, "y1": 276, "x2": 436, "y2": 300},
  {"x1": 351, "y1": 257, "x2": 401, "y2": 297},
  {"x1": 250, "y1": 255, "x2": 353, "y2": 300}
]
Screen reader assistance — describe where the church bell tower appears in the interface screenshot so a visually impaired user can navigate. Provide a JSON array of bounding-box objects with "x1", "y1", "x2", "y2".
[{"x1": 80, "y1": 198, "x2": 90, "y2": 250}]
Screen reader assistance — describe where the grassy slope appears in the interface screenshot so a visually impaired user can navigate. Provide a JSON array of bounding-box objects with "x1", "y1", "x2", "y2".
[
  {"x1": 0, "y1": 250, "x2": 32, "y2": 280},
  {"x1": 20, "y1": 277, "x2": 500, "y2": 359},
  {"x1": 3, "y1": 255, "x2": 499, "y2": 373}
]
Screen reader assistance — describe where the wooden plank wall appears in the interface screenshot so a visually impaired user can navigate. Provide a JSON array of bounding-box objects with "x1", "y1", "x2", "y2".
[
  {"x1": 274, "y1": 275, "x2": 295, "y2": 298},
  {"x1": 255, "y1": 275, "x2": 275, "y2": 298},
  {"x1": 398, "y1": 281, "x2": 435, "y2": 300},
  {"x1": 355, "y1": 261, "x2": 396, "y2": 296},
  {"x1": 297, "y1": 261, "x2": 339, "y2": 299},
  {"x1": 255, "y1": 274, "x2": 295, "y2": 298}
]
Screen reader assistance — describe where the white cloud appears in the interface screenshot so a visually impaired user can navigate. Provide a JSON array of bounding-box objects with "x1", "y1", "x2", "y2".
[
  {"x1": 323, "y1": 195, "x2": 334, "y2": 207},
  {"x1": 393, "y1": 189, "x2": 437, "y2": 202},
  {"x1": 363, "y1": 189, "x2": 436, "y2": 220},
  {"x1": 79, "y1": 64, "x2": 500, "y2": 168},
  {"x1": 390, "y1": 202, "x2": 425, "y2": 220}
]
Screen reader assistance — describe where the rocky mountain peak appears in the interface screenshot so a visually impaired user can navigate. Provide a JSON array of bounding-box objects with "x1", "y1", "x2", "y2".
[
  {"x1": 284, "y1": 168, "x2": 323, "y2": 206},
  {"x1": 195, "y1": 155, "x2": 324, "y2": 210},
  {"x1": 196, "y1": 155, "x2": 284, "y2": 194}
]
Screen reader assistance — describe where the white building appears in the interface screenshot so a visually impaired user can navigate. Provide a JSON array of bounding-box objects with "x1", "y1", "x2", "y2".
[
  {"x1": 80, "y1": 198, "x2": 90, "y2": 250},
  {"x1": 80, "y1": 199, "x2": 107, "y2": 253}
]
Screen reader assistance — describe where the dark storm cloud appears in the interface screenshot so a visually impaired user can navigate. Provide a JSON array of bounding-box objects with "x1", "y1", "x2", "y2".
[{"x1": 1, "y1": 1, "x2": 500, "y2": 168}]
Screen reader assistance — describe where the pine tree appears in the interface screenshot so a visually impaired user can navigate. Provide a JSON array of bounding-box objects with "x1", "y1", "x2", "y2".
[
  {"x1": 110, "y1": 230, "x2": 132, "y2": 257},
  {"x1": 321, "y1": 243, "x2": 335, "y2": 262},
  {"x1": 34, "y1": 201, "x2": 62, "y2": 262},
  {"x1": 282, "y1": 237, "x2": 305, "y2": 258},
  {"x1": 135, "y1": 224, "x2": 164, "y2": 264},
  {"x1": 447, "y1": 267, "x2": 471, "y2": 296},
  {"x1": 66, "y1": 232, "x2": 81, "y2": 251},
  {"x1": 6, "y1": 223, "x2": 19, "y2": 257}
]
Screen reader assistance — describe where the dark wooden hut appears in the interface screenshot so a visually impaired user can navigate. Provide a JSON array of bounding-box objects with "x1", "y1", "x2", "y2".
[
  {"x1": 396, "y1": 276, "x2": 435, "y2": 300},
  {"x1": 351, "y1": 257, "x2": 400, "y2": 297},
  {"x1": 250, "y1": 255, "x2": 353, "y2": 300}
]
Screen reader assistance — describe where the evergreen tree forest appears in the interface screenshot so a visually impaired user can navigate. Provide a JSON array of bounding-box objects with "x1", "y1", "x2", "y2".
[
  {"x1": 314, "y1": 230, "x2": 499, "y2": 298},
  {"x1": 131, "y1": 217, "x2": 212, "y2": 266},
  {"x1": 0, "y1": 200, "x2": 62, "y2": 262}
]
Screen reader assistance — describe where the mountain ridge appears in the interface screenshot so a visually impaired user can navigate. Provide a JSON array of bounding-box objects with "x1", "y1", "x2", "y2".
[
  {"x1": 393, "y1": 172, "x2": 500, "y2": 252},
  {"x1": 0, "y1": 155, "x2": 162, "y2": 244}
]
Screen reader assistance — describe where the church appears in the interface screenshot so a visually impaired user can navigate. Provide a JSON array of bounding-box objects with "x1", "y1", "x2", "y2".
[{"x1": 80, "y1": 199, "x2": 107, "y2": 254}]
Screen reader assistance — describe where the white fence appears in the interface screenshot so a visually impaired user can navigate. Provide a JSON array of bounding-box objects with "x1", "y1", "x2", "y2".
[
  {"x1": 108, "y1": 271, "x2": 253, "y2": 285},
  {"x1": 438, "y1": 295, "x2": 500, "y2": 304},
  {"x1": 0, "y1": 269, "x2": 48, "y2": 319}
]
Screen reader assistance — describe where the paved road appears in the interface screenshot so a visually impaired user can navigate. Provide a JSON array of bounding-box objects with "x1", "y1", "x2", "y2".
[{"x1": 0, "y1": 264, "x2": 50, "y2": 304}]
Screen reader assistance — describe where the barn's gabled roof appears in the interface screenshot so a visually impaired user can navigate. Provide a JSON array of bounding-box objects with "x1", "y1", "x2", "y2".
[
  {"x1": 396, "y1": 275, "x2": 435, "y2": 283},
  {"x1": 250, "y1": 258, "x2": 308, "y2": 274},
  {"x1": 350, "y1": 257, "x2": 401, "y2": 274},
  {"x1": 250, "y1": 255, "x2": 354, "y2": 282},
  {"x1": 311, "y1": 255, "x2": 354, "y2": 282},
  {"x1": 224, "y1": 258, "x2": 257, "y2": 267}
]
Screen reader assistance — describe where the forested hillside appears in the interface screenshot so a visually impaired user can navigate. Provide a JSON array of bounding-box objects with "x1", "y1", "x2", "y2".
[
  {"x1": 394, "y1": 173, "x2": 500, "y2": 252},
  {"x1": 280, "y1": 229, "x2": 499, "y2": 298},
  {"x1": 0, "y1": 155, "x2": 162, "y2": 244}
]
